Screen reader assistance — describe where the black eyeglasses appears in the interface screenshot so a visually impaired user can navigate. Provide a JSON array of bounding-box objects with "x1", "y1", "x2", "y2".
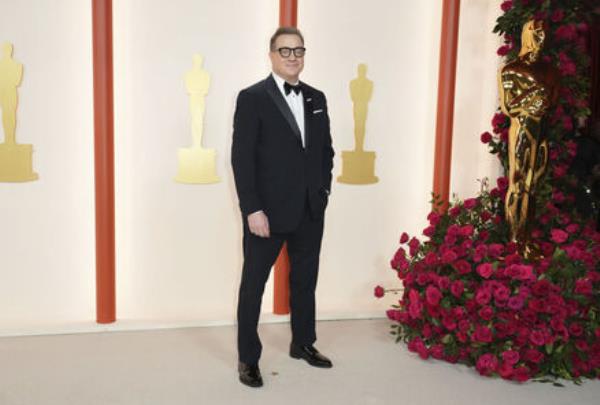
[{"x1": 275, "y1": 47, "x2": 306, "y2": 58}]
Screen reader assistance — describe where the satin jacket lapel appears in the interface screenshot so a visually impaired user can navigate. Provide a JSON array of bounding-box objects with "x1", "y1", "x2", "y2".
[
  {"x1": 265, "y1": 75, "x2": 302, "y2": 142},
  {"x1": 301, "y1": 84, "x2": 313, "y2": 151}
]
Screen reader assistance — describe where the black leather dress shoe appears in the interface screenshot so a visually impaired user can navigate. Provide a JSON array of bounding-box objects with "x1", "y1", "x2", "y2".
[
  {"x1": 238, "y1": 362, "x2": 263, "y2": 388},
  {"x1": 290, "y1": 343, "x2": 333, "y2": 368}
]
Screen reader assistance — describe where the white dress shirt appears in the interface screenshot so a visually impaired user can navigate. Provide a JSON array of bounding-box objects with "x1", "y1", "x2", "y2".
[{"x1": 272, "y1": 72, "x2": 305, "y2": 148}]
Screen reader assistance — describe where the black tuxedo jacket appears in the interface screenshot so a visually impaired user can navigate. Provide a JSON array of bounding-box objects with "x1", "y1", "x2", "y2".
[{"x1": 231, "y1": 75, "x2": 335, "y2": 233}]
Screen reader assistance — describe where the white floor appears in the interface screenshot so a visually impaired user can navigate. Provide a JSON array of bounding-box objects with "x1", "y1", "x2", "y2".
[{"x1": 0, "y1": 319, "x2": 598, "y2": 405}]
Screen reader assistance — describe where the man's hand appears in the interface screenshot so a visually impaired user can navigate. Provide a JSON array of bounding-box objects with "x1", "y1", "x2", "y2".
[{"x1": 248, "y1": 211, "x2": 270, "y2": 238}]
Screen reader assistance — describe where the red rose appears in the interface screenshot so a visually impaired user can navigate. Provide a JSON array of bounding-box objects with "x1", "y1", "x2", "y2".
[
  {"x1": 450, "y1": 280, "x2": 464, "y2": 298},
  {"x1": 473, "y1": 326, "x2": 493, "y2": 343},
  {"x1": 497, "y1": 45, "x2": 511, "y2": 56},
  {"x1": 494, "y1": 285, "x2": 510, "y2": 301},
  {"x1": 464, "y1": 199, "x2": 478, "y2": 211},
  {"x1": 475, "y1": 288, "x2": 492, "y2": 306},
  {"x1": 529, "y1": 330, "x2": 545, "y2": 346},
  {"x1": 453, "y1": 260, "x2": 472, "y2": 275},
  {"x1": 574, "y1": 279, "x2": 592, "y2": 295},
  {"x1": 423, "y1": 225, "x2": 436, "y2": 237},
  {"x1": 437, "y1": 276, "x2": 450, "y2": 290},
  {"x1": 566, "y1": 223, "x2": 580, "y2": 234},
  {"x1": 524, "y1": 349, "x2": 544, "y2": 364},
  {"x1": 476, "y1": 263, "x2": 494, "y2": 279},
  {"x1": 551, "y1": 9, "x2": 564, "y2": 22},
  {"x1": 498, "y1": 362, "x2": 514, "y2": 379},
  {"x1": 460, "y1": 224, "x2": 475, "y2": 236},
  {"x1": 448, "y1": 206, "x2": 461, "y2": 217},
  {"x1": 425, "y1": 285, "x2": 442, "y2": 306},
  {"x1": 480, "y1": 131, "x2": 493, "y2": 143},
  {"x1": 408, "y1": 237, "x2": 420, "y2": 256},
  {"x1": 488, "y1": 243, "x2": 504, "y2": 258},
  {"x1": 427, "y1": 211, "x2": 441, "y2": 225},
  {"x1": 430, "y1": 344, "x2": 444, "y2": 359},
  {"x1": 374, "y1": 285, "x2": 385, "y2": 298},
  {"x1": 551, "y1": 229, "x2": 569, "y2": 244},
  {"x1": 442, "y1": 316, "x2": 457, "y2": 331},
  {"x1": 478, "y1": 306, "x2": 494, "y2": 321},
  {"x1": 569, "y1": 323, "x2": 584, "y2": 337},
  {"x1": 399, "y1": 232, "x2": 409, "y2": 244},
  {"x1": 512, "y1": 366, "x2": 530, "y2": 382},
  {"x1": 507, "y1": 296, "x2": 524, "y2": 310},
  {"x1": 441, "y1": 250, "x2": 458, "y2": 264},
  {"x1": 476, "y1": 353, "x2": 499, "y2": 376},
  {"x1": 502, "y1": 350, "x2": 519, "y2": 365},
  {"x1": 500, "y1": 0, "x2": 512, "y2": 11}
]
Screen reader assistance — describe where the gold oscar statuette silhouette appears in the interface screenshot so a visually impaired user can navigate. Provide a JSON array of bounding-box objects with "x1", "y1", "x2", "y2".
[
  {"x1": 175, "y1": 54, "x2": 220, "y2": 184},
  {"x1": 0, "y1": 42, "x2": 38, "y2": 182},
  {"x1": 338, "y1": 63, "x2": 378, "y2": 184},
  {"x1": 498, "y1": 20, "x2": 559, "y2": 258}
]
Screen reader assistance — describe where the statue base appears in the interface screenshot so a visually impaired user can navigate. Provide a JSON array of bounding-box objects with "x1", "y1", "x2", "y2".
[
  {"x1": 175, "y1": 147, "x2": 220, "y2": 184},
  {"x1": 337, "y1": 150, "x2": 378, "y2": 184},
  {"x1": 0, "y1": 143, "x2": 39, "y2": 182}
]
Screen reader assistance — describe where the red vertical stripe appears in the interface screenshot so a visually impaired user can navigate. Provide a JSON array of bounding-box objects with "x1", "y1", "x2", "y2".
[
  {"x1": 92, "y1": 0, "x2": 116, "y2": 323},
  {"x1": 432, "y1": 0, "x2": 461, "y2": 213},
  {"x1": 273, "y1": 0, "x2": 298, "y2": 315}
]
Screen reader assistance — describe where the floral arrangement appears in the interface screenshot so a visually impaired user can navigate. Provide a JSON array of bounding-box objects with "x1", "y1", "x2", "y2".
[{"x1": 376, "y1": 0, "x2": 600, "y2": 384}]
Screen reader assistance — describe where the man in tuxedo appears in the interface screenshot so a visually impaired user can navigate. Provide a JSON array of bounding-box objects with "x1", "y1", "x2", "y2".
[{"x1": 231, "y1": 27, "x2": 335, "y2": 388}]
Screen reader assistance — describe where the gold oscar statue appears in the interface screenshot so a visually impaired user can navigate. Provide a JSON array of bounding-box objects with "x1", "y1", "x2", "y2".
[
  {"x1": 338, "y1": 63, "x2": 378, "y2": 184},
  {"x1": 498, "y1": 20, "x2": 559, "y2": 256},
  {"x1": 0, "y1": 42, "x2": 38, "y2": 182},
  {"x1": 175, "y1": 54, "x2": 220, "y2": 184}
]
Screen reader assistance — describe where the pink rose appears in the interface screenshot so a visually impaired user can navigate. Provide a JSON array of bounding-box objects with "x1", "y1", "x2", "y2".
[
  {"x1": 448, "y1": 206, "x2": 461, "y2": 217},
  {"x1": 374, "y1": 285, "x2": 385, "y2": 298},
  {"x1": 476, "y1": 263, "x2": 494, "y2": 279}
]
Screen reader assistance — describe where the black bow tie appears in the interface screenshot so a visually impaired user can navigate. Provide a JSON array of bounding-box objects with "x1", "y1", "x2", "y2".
[{"x1": 284, "y1": 82, "x2": 302, "y2": 95}]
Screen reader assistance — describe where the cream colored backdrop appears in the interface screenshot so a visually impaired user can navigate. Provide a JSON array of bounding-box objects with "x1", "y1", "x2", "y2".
[
  {"x1": 0, "y1": 0, "x2": 95, "y2": 331},
  {"x1": 0, "y1": 0, "x2": 501, "y2": 334}
]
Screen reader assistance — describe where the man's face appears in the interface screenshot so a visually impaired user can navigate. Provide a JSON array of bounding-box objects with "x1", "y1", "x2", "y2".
[{"x1": 269, "y1": 34, "x2": 304, "y2": 83}]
